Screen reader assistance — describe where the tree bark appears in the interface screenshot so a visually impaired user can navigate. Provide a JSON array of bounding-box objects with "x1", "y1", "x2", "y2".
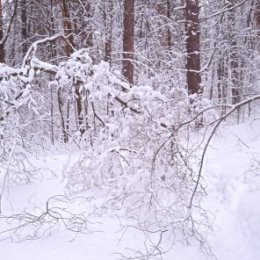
[
  {"x1": 256, "y1": 0, "x2": 260, "y2": 51},
  {"x1": 185, "y1": 0, "x2": 202, "y2": 95},
  {"x1": 61, "y1": 0, "x2": 74, "y2": 56},
  {"x1": 0, "y1": 0, "x2": 4, "y2": 63},
  {"x1": 256, "y1": 1, "x2": 260, "y2": 30},
  {"x1": 84, "y1": 2, "x2": 94, "y2": 49},
  {"x1": 104, "y1": 0, "x2": 113, "y2": 64},
  {"x1": 21, "y1": 0, "x2": 28, "y2": 55},
  {"x1": 122, "y1": 0, "x2": 135, "y2": 85}
]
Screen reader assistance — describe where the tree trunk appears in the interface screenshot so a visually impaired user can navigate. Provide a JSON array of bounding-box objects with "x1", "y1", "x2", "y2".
[
  {"x1": 85, "y1": 2, "x2": 94, "y2": 49},
  {"x1": 228, "y1": 0, "x2": 241, "y2": 104},
  {"x1": 256, "y1": 0, "x2": 260, "y2": 50},
  {"x1": 104, "y1": 0, "x2": 113, "y2": 64},
  {"x1": 0, "y1": 0, "x2": 4, "y2": 63},
  {"x1": 57, "y1": 88, "x2": 68, "y2": 143},
  {"x1": 256, "y1": 1, "x2": 260, "y2": 30},
  {"x1": 185, "y1": 0, "x2": 202, "y2": 95},
  {"x1": 122, "y1": 0, "x2": 135, "y2": 85},
  {"x1": 156, "y1": 0, "x2": 171, "y2": 50},
  {"x1": 62, "y1": 0, "x2": 74, "y2": 56},
  {"x1": 230, "y1": 40, "x2": 241, "y2": 104},
  {"x1": 21, "y1": 0, "x2": 28, "y2": 55},
  {"x1": 61, "y1": 0, "x2": 85, "y2": 135}
]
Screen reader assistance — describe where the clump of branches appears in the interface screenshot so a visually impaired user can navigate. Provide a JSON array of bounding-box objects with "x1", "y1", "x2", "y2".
[
  {"x1": 1, "y1": 34, "x2": 260, "y2": 258},
  {"x1": 60, "y1": 53, "x2": 219, "y2": 256},
  {"x1": 0, "y1": 195, "x2": 98, "y2": 242}
]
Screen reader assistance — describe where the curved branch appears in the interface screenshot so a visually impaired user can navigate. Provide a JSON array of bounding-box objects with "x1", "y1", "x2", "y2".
[{"x1": 189, "y1": 95, "x2": 260, "y2": 208}]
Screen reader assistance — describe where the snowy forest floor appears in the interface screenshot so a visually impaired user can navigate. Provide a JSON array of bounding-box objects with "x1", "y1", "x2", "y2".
[{"x1": 1, "y1": 118, "x2": 260, "y2": 260}]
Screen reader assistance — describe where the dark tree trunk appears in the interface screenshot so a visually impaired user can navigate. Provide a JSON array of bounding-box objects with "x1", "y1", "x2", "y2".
[
  {"x1": 256, "y1": 1, "x2": 260, "y2": 30},
  {"x1": 75, "y1": 81, "x2": 84, "y2": 135},
  {"x1": 49, "y1": 0, "x2": 69, "y2": 144},
  {"x1": 85, "y1": 2, "x2": 94, "y2": 49},
  {"x1": 62, "y1": 0, "x2": 74, "y2": 56},
  {"x1": 21, "y1": 0, "x2": 28, "y2": 55},
  {"x1": 0, "y1": 0, "x2": 4, "y2": 63},
  {"x1": 61, "y1": 0, "x2": 85, "y2": 135},
  {"x1": 166, "y1": 0, "x2": 171, "y2": 49},
  {"x1": 185, "y1": 0, "x2": 202, "y2": 95},
  {"x1": 104, "y1": 0, "x2": 113, "y2": 64},
  {"x1": 122, "y1": 0, "x2": 135, "y2": 85},
  {"x1": 256, "y1": 0, "x2": 260, "y2": 50}
]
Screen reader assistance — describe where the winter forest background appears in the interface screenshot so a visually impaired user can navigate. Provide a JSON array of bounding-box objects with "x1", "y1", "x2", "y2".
[{"x1": 0, "y1": 0, "x2": 260, "y2": 259}]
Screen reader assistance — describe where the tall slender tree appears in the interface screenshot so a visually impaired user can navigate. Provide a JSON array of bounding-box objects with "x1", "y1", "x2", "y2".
[
  {"x1": 20, "y1": 0, "x2": 27, "y2": 56},
  {"x1": 256, "y1": 0, "x2": 260, "y2": 45},
  {"x1": 122, "y1": 0, "x2": 135, "y2": 85},
  {"x1": 0, "y1": 0, "x2": 4, "y2": 63},
  {"x1": 185, "y1": 0, "x2": 202, "y2": 96},
  {"x1": 61, "y1": 0, "x2": 87, "y2": 135},
  {"x1": 61, "y1": 0, "x2": 74, "y2": 56},
  {"x1": 104, "y1": 0, "x2": 113, "y2": 64}
]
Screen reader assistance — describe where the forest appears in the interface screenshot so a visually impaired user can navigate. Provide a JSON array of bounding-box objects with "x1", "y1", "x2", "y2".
[{"x1": 0, "y1": 0, "x2": 260, "y2": 259}]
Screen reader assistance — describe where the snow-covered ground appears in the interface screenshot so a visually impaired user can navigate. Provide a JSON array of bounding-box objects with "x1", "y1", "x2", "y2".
[{"x1": 1, "y1": 119, "x2": 260, "y2": 260}]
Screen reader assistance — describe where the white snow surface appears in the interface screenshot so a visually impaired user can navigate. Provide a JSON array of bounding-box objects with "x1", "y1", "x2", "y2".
[{"x1": 1, "y1": 120, "x2": 260, "y2": 260}]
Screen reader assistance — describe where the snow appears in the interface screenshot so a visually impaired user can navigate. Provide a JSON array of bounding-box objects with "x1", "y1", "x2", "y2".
[
  {"x1": 1, "y1": 120, "x2": 260, "y2": 259},
  {"x1": 203, "y1": 120, "x2": 260, "y2": 260}
]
